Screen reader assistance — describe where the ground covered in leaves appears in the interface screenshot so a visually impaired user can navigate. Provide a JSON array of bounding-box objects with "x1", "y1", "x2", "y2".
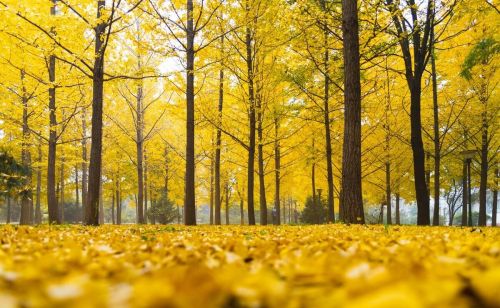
[{"x1": 1, "y1": 225, "x2": 499, "y2": 307}]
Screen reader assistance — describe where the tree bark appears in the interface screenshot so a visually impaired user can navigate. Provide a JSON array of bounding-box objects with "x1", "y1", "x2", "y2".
[
  {"x1": 35, "y1": 141, "x2": 42, "y2": 224},
  {"x1": 257, "y1": 87, "x2": 267, "y2": 225},
  {"x1": 47, "y1": 8, "x2": 58, "y2": 224},
  {"x1": 81, "y1": 110, "x2": 88, "y2": 223},
  {"x1": 136, "y1": 84, "x2": 145, "y2": 224},
  {"x1": 215, "y1": 43, "x2": 224, "y2": 225},
  {"x1": 225, "y1": 182, "x2": 230, "y2": 225},
  {"x1": 478, "y1": 110, "x2": 488, "y2": 226},
  {"x1": 184, "y1": 0, "x2": 196, "y2": 225},
  {"x1": 395, "y1": 193, "x2": 400, "y2": 225},
  {"x1": 116, "y1": 175, "x2": 121, "y2": 225},
  {"x1": 431, "y1": 29, "x2": 441, "y2": 226},
  {"x1": 75, "y1": 164, "x2": 79, "y2": 221},
  {"x1": 85, "y1": 0, "x2": 106, "y2": 226},
  {"x1": 492, "y1": 168, "x2": 498, "y2": 226},
  {"x1": 60, "y1": 155, "x2": 65, "y2": 223},
  {"x1": 320, "y1": 12, "x2": 335, "y2": 223},
  {"x1": 210, "y1": 147, "x2": 214, "y2": 225},
  {"x1": 341, "y1": 0, "x2": 364, "y2": 224},
  {"x1": 274, "y1": 114, "x2": 280, "y2": 225},
  {"x1": 20, "y1": 70, "x2": 32, "y2": 225},
  {"x1": 461, "y1": 159, "x2": 468, "y2": 226},
  {"x1": 386, "y1": 162, "x2": 392, "y2": 224},
  {"x1": 245, "y1": 13, "x2": 256, "y2": 225}
]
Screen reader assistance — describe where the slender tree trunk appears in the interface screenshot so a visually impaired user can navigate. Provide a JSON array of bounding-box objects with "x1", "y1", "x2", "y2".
[
  {"x1": 461, "y1": 160, "x2": 468, "y2": 226},
  {"x1": 240, "y1": 193, "x2": 244, "y2": 225},
  {"x1": 395, "y1": 193, "x2": 400, "y2": 225},
  {"x1": 99, "y1": 176, "x2": 103, "y2": 224},
  {"x1": 386, "y1": 162, "x2": 392, "y2": 224},
  {"x1": 257, "y1": 93, "x2": 267, "y2": 225},
  {"x1": 246, "y1": 14, "x2": 256, "y2": 225},
  {"x1": 225, "y1": 182, "x2": 230, "y2": 225},
  {"x1": 274, "y1": 115, "x2": 280, "y2": 225},
  {"x1": 183, "y1": 0, "x2": 196, "y2": 225},
  {"x1": 35, "y1": 141, "x2": 42, "y2": 224},
  {"x1": 144, "y1": 152, "x2": 149, "y2": 224},
  {"x1": 341, "y1": 0, "x2": 364, "y2": 224},
  {"x1": 60, "y1": 155, "x2": 65, "y2": 223},
  {"x1": 20, "y1": 70, "x2": 32, "y2": 225},
  {"x1": 111, "y1": 183, "x2": 115, "y2": 224},
  {"x1": 116, "y1": 175, "x2": 121, "y2": 225},
  {"x1": 81, "y1": 110, "x2": 88, "y2": 223},
  {"x1": 478, "y1": 110, "x2": 488, "y2": 226},
  {"x1": 320, "y1": 18, "x2": 335, "y2": 223},
  {"x1": 431, "y1": 31, "x2": 441, "y2": 226},
  {"x1": 6, "y1": 197, "x2": 11, "y2": 224},
  {"x1": 311, "y1": 138, "x2": 317, "y2": 220},
  {"x1": 75, "y1": 164, "x2": 79, "y2": 220},
  {"x1": 215, "y1": 49, "x2": 224, "y2": 225},
  {"x1": 209, "y1": 148, "x2": 214, "y2": 225},
  {"x1": 47, "y1": 7, "x2": 58, "y2": 224},
  {"x1": 492, "y1": 167, "x2": 498, "y2": 226},
  {"x1": 85, "y1": 0, "x2": 106, "y2": 225},
  {"x1": 136, "y1": 84, "x2": 145, "y2": 224}
]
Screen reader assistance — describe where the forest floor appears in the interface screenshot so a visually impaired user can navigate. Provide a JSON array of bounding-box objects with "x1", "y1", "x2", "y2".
[{"x1": 0, "y1": 225, "x2": 499, "y2": 307}]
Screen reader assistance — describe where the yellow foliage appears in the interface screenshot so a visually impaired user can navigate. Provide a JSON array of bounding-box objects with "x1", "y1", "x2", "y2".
[{"x1": 0, "y1": 225, "x2": 499, "y2": 307}]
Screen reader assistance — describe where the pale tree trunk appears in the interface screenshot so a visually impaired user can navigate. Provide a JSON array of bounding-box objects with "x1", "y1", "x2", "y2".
[{"x1": 341, "y1": 0, "x2": 364, "y2": 223}]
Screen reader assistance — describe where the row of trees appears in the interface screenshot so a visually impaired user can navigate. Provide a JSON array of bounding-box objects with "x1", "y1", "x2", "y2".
[{"x1": 0, "y1": 0, "x2": 497, "y2": 226}]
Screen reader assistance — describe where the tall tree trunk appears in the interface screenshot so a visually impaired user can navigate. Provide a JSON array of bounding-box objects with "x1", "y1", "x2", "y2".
[
  {"x1": 60, "y1": 155, "x2": 65, "y2": 223},
  {"x1": 81, "y1": 110, "x2": 88, "y2": 223},
  {"x1": 386, "y1": 162, "x2": 392, "y2": 224},
  {"x1": 111, "y1": 182, "x2": 115, "y2": 224},
  {"x1": 116, "y1": 175, "x2": 121, "y2": 225},
  {"x1": 274, "y1": 114, "x2": 280, "y2": 225},
  {"x1": 410, "y1": 80, "x2": 430, "y2": 225},
  {"x1": 215, "y1": 43, "x2": 224, "y2": 225},
  {"x1": 136, "y1": 84, "x2": 145, "y2": 224},
  {"x1": 35, "y1": 140, "x2": 42, "y2": 224},
  {"x1": 245, "y1": 13, "x2": 256, "y2": 225},
  {"x1": 225, "y1": 182, "x2": 230, "y2": 225},
  {"x1": 144, "y1": 152, "x2": 149, "y2": 224},
  {"x1": 47, "y1": 1, "x2": 58, "y2": 224},
  {"x1": 341, "y1": 0, "x2": 364, "y2": 224},
  {"x1": 320, "y1": 16, "x2": 335, "y2": 223},
  {"x1": 257, "y1": 92, "x2": 267, "y2": 225},
  {"x1": 75, "y1": 164, "x2": 80, "y2": 221},
  {"x1": 210, "y1": 147, "x2": 214, "y2": 225},
  {"x1": 184, "y1": 0, "x2": 196, "y2": 225},
  {"x1": 461, "y1": 159, "x2": 468, "y2": 226},
  {"x1": 311, "y1": 138, "x2": 316, "y2": 220},
  {"x1": 85, "y1": 0, "x2": 106, "y2": 225},
  {"x1": 478, "y1": 110, "x2": 488, "y2": 226},
  {"x1": 20, "y1": 70, "x2": 32, "y2": 225},
  {"x1": 431, "y1": 30, "x2": 441, "y2": 226},
  {"x1": 492, "y1": 167, "x2": 498, "y2": 226}
]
